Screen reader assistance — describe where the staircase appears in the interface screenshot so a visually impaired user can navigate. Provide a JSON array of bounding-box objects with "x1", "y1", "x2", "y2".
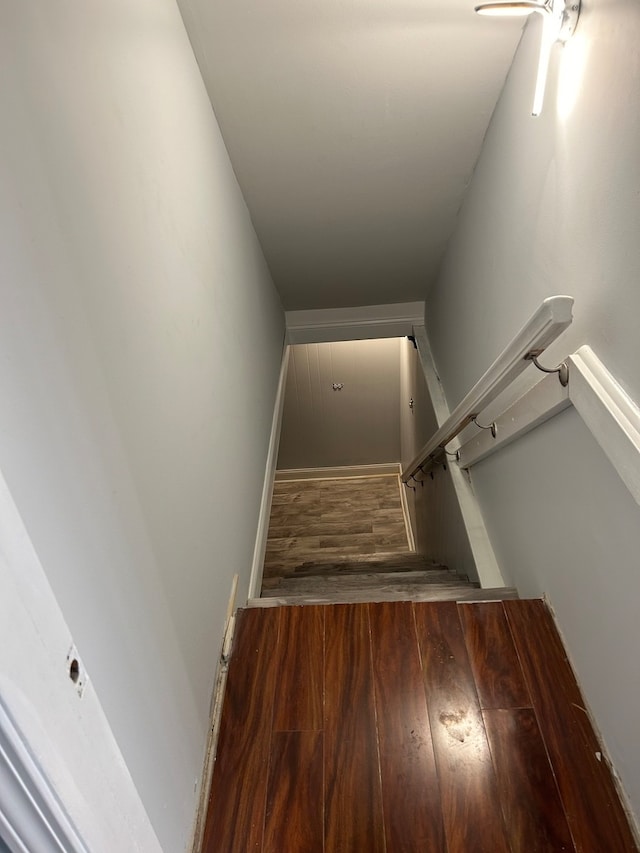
[{"x1": 253, "y1": 551, "x2": 517, "y2": 607}]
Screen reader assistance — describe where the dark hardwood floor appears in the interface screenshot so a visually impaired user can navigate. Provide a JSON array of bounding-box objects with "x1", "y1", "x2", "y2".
[{"x1": 202, "y1": 599, "x2": 638, "y2": 852}]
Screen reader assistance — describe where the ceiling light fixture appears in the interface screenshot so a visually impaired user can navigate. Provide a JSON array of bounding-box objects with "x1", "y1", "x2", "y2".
[{"x1": 474, "y1": 0, "x2": 581, "y2": 116}]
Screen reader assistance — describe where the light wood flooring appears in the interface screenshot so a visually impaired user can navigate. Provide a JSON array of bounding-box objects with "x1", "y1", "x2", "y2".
[
  {"x1": 262, "y1": 475, "x2": 410, "y2": 584},
  {"x1": 259, "y1": 475, "x2": 505, "y2": 603},
  {"x1": 257, "y1": 551, "x2": 519, "y2": 605},
  {"x1": 202, "y1": 599, "x2": 638, "y2": 852}
]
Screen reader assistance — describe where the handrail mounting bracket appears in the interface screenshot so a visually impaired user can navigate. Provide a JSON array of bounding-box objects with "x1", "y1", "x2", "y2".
[
  {"x1": 471, "y1": 415, "x2": 497, "y2": 438},
  {"x1": 525, "y1": 349, "x2": 569, "y2": 386}
]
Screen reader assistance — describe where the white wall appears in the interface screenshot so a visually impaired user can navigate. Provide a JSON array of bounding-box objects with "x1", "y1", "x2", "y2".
[
  {"x1": 425, "y1": 0, "x2": 640, "y2": 821},
  {"x1": 278, "y1": 339, "x2": 400, "y2": 469},
  {"x1": 0, "y1": 2, "x2": 284, "y2": 850}
]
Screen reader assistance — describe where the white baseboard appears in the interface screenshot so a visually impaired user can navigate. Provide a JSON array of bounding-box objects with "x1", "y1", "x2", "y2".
[
  {"x1": 247, "y1": 346, "x2": 290, "y2": 601},
  {"x1": 275, "y1": 463, "x2": 401, "y2": 481},
  {"x1": 413, "y1": 325, "x2": 504, "y2": 588},
  {"x1": 190, "y1": 576, "x2": 238, "y2": 853},
  {"x1": 397, "y1": 475, "x2": 416, "y2": 551}
]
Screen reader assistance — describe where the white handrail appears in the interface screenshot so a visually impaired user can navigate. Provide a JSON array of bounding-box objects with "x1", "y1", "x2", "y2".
[
  {"x1": 454, "y1": 345, "x2": 640, "y2": 509},
  {"x1": 402, "y1": 295, "x2": 574, "y2": 482}
]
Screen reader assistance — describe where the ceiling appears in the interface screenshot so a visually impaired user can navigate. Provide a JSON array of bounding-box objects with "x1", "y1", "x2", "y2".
[{"x1": 177, "y1": 0, "x2": 523, "y2": 310}]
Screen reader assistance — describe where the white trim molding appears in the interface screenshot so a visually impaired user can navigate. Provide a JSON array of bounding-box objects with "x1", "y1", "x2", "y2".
[
  {"x1": 247, "y1": 345, "x2": 290, "y2": 600},
  {"x1": 398, "y1": 475, "x2": 416, "y2": 552},
  {"x1": 568, "y1": 346, "x2": 640, "y2": 507},
  {"x1": 285, "y1": 301, "x2": 425, "y2": 344},
  {"x1": 190, "y1": 576, "x2": 238, "y2": 853},
  {"x1": 0, "y1": 698, "x2": 89, "y2": 853},
  {"x1": 413, "y1": 326, "x2": 505, "y2": 589}
]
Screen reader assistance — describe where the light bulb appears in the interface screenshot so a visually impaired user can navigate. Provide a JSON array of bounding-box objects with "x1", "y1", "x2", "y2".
[
  {"x1": 474, "y1": 2, "x2": 545, "y2": 16},
  {"x1": 474, "y1": 0, "x2": 580, "y2": 116}
]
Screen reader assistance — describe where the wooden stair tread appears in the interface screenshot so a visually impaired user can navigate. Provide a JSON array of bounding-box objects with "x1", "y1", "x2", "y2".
[
  {"x1": 294, "y1": 550, "x2": 432, "y2": 565},
  {"x1": 263, "y1": 570, "x2": 472, "y2": 595},
  {"x1": 250, "y1": 587, "x2": 519, "y2": 607},
  {"x1": 271, "y1": 551, "x2": 449, "y2": 579},
  {"x1": 291, "y1": 563, "x2": 446, "y2": 575},
  {"x1": 261, "y1": 549, "x2": 496, "y2": 606}
]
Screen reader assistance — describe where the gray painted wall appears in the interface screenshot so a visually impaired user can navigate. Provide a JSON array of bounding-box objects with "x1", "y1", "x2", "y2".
[
  {"x1": 0, "y1": 2, "x2": 284, "y2": 849},
  {"x1": 399, "y1": 338, "x2": 438, "y2": 470},
  {"x1": 425, "y1": 0, "x2": 640, "y2": 823},
  {"x1": 278, "y1": 339, "x2": 401, "y2": 469},
  {"x1": 410, "y1": 464, "x2": 480, "y2": 578}
]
